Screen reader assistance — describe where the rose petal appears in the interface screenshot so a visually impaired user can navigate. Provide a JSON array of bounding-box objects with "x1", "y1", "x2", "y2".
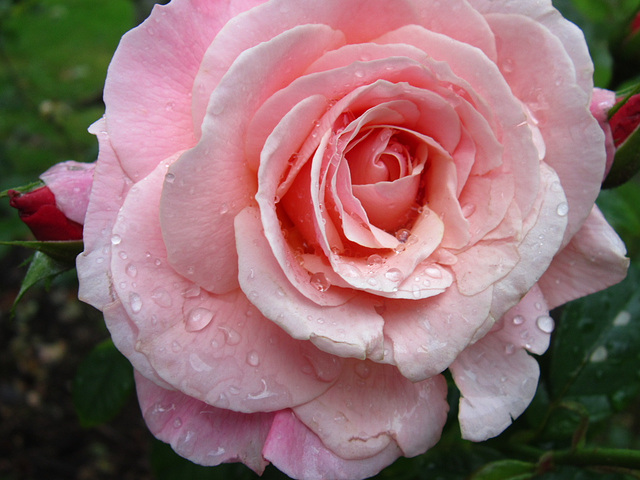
[
  {"x1": 136, "y1": 372, "x2": 274, "y2": 473},
  {"x1": 263, "y1": 410, "x2": 402, "y2": 480},
  {"x1": 39, "y1": 160, "x2": 94, "y2": 224},
  {"x1": 293, "y1": 361, "x2": 448, "y2": 459},
  {"x1": 109, "y1": 162, "x2": 345, "y2": 412},
  {"x1": 538, "y1": 206, "x2": 629, "y2": 310},
  {"x1": 161, "y1": 24, "x2": 346, "y2": 294},
  {"x1": 383, "y1": 283, "x2": 494, "y2": 381},
  {"x1": 450, "y1": 285, "x2": 551, "y2": 441},
  {"x1": 235, "y1": 206, "x2": 386, "y2": 361},
  {"x1": 486, "y1": 13, "x2": 605, "y2": 246}
]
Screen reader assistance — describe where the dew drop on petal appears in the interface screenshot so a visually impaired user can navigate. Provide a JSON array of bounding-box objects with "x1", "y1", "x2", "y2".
[
  {"x1": 111, "y1": 234, "x2": 122, "y2": 245},
  {"x1": 367, "y1": 254, "x2": 384, "y2": 266},
  {"x1": 424, "y1": 266, "x2": 442, "y2": 278},
  {"x1": 354, "y1": 362, "x2": 371, "y2": 379},
  {"x1": 151, "y1": 288, "x2": 173, "y2": 307},
  {"x1": 512, "y1": 315, "x2": 525, "y2": 325},
  {"x1": 310, "y1": 272, "x2": 331, "y2": 292},
  {"x1": 165, "y1": 173, "x2": 175, "y2": 183},
  {"x1": 129, "y1": 292, "x2": 142, "y2": 313},
  {"x1": 126, "y1": 263, "x2": 138, "y2": 278},
  {"x1": 504, "y1": 343, "x2": 515, "y2": 355},
  {"x1": 556, "y1": 202, "x2": 569, "y2": 217},
  {"x1": 219, "y1": 326, "x2": 242, "y2": 345},
  {"x1": 385, "y1": 268, "x2": 403, "y2": 283},
  {"x1": 536, "y1": 315, "x2": 555, "y2": 334},
  {"x1": 186, "y1": 307, "x2": 214, "y2": 332},
  {"x1": 395, "y1": 228, "x2": 411, "y2": 243},
  {"x1": 462, "y1": 203, "x2": 476, "y2": 218},
  {"x1": 246, "y1": 351, "x2": 260, "y2": 367}
]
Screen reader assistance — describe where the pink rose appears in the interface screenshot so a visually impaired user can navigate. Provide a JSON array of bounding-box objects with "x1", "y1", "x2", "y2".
[
  {"x1": 9, "y1": 160, "x2": 94, "y2": 241},
  {"x1": 77, "y1": 1, "x2": 629, "y2": 478}
]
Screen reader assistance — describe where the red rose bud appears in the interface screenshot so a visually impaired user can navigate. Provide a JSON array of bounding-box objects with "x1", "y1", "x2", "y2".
[
  {"x1": 610, "y1": 93, "x2": 640, "y2": 147},
  {"x1": 9, "y1": 187, "x2": 84, "y2": 241},
  {"x1": 8, "y1": 161, "x2": 95, "y2": 241}
]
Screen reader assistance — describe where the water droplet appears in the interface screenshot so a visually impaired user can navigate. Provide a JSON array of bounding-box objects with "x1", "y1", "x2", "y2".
[
  {"x1": 183, "y1": 285, "x2": 201, "y2": 298},
  {"x1": 165, "y1": 101, "x2": 175, "y2": 111},
  {"x1": 367, "y1": 254, "x2": 384, "y2": 266},
  {"x1": 395, "y1": 228, "x2": 411, "y2": 243},
  {"x1": 590, "y1": 345, "x2": 608, "y2": 363},
  {"x1": 504, "y1": 343, "x2": 515, "y2": 355},
  {"x1": 151, "y1": 288, "x2": 173, "y2": 307},
  {"x1": 111, "y1": 234, "x2": 122, "y2": 245},
  {"x1": 513, "y1": 315, "x2": 525, "y2": 325},
  {"x1": 340, "y1": 264, "x2": 360, "y2": 278},
  {"x1": 126, "y1": 263, "x2": 138, "y2": 278},
  {"x1": 310, "y1": 272, "x2": 331, "y2": 292},
  {"x1": 502, "y1": 58, "x2": 514, "y2": 73},
  {"x1": 210, "y1": 102, "x2": 225, "y2": 115},
  {"x1": 556, "y1": 202, "x2": 569, "y2": 217},
  {"x1": 613, "y1": 310, "x2": 631, "y2": 327},
  {"x1": 219, "y1": 203, "x2": 229, "y2": 215},
  {"x1": 173, "y1": 418, "x2": 182, "y2": 428},
  {"x1": 354, "y1": 362, "x2": 371, "y2": 379},
  {"x1": 424, "y1": 266, "x2": 442, "y2": 278},
  {"x1": 171, "y1": 341, "x2": 182, "y2": 352},
  {"x1": 384, "y1": 268, "x2": 403, "y2": 283},
  {"x1": 229, "y1": 386, "x2": 241, "y2": 395},
  {"x1": 536, "y1": 315, "x2": 555, "y2": 334},
  {"x1": 189, "y1": 352, "x2": 212, "y2": 372},
  {"x1": 165, "y1": 173, "x2": 175, "y2": 183},
  {"x1": 118, "y1": 251, "x2": 128, "y2": 260},
  {"x1": 129, "y1": 292, "x2": 142, "y2": 313},
  {"x1": 367, "y1": 278, "x2": 378, "y2": 286},
  {"x1": 354, "y1": 70, "x2": 364, "y2": 78},
  {"x1": 462, "y1": 203, "x2": 476, "y2": 218},
  {"x1": 246, "y1": 351, "x2": 260, "y2": 367},
  {"x1": 96, "y1": 257, "x2": 105, "y2": 264},
  {"x1": 219, "y1": 326, "x2": 241, "y2": 345},
  {"x1": 186, "y1": 307, "x2": 214, "y2": 332},
  {"x1": 276, "y1": 287, "x2": 285, "y2": 297}
]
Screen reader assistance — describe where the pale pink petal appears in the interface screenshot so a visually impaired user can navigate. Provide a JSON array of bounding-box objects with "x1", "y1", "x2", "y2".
[
  {"x1": 40, "y1": 160, "x2": 94, "y2": 224},
  {"x1": 468, "y1": 0, "x2": 594, "y2": 95},
  {"x1": 235, "y1": 206, "x2": 386, "y2": 361},
  {"x1": 161, "y1": 24, "x2": 346, "y2": 294},
  {"x1": 491, "y1": 163, "x2": 568, "y2": 320},
  {"x1": 263, "y1": 410, "x2": 402, "y2": 480},
  {"x1": 486, "y1": 13, "x2": 605, "y2": 246},
  {"x1": 293, "y1": 361, "x2": 448, "y2": 459},
  {"x1": 376, "y1": 26, "x2": 541, "y2": 218},
  {"x1": 450, "y1": 285, "x2": 552, "y2": 441},
  {"x1": 103, "y1": 0, "x2": 263, "y2": 181},
  {"x1": 590, "y1": 88, "x2": 616, "y2": 179},
  {"x1": 136, "y1": 372, "x2": 274, "y2": 473},
  {"x1": 109, "y1": 162, "x2": 343, "y2": 412},
  {"x1": 383, "y1": 284, "x2": 494, "y2": 381},
  {"x1": 538, "y1": 206, "x2": 629, "y2": 310},
  {"x1": 77, "y1": 119, "x2": 132, "y2": 310}
]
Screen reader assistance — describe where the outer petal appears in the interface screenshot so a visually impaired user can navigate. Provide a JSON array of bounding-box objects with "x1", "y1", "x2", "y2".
[
  {"x1": 450, "y1": 286, "x2": 552, "y2": 441},
  {"x1": 264, "y1": 410, "x2": 401, "y2": 480},
  {"x1": 136, "y1": 372, "x2": 274, "y2": 473},
  {"x1": 77, "y1": 118, "x2": 132, "y2": 309},
  {"x1": 468, "y1": 0, "x2": 594, "y2": 95},
  {"x1": 109, "y1": 161, "x2": 344, "y2": 413},
  {"x1": 103, "y1": 0, "x2": 264, "y2": 181},
  {"x1": 538, "y1": 206, "x2": 629, "y2": 310},
  {"x1": 486, "y1": 13, "x2": 605, "y2": 246},
  {"x1": 293, "y1": 361, "x2": 448, "y2": 459},
  {"x1": 161, "y1": 24, "x2": 346, "y2": 294}
]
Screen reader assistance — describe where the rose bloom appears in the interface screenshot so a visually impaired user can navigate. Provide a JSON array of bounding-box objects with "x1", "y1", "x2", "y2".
[{"x1": 77, "y1": 0, "x2": 629, "y2": 478}]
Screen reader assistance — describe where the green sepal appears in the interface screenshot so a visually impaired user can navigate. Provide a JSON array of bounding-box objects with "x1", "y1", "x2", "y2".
[{"x1": 0, "y1": 239, "x2": 83, "y2": 264}]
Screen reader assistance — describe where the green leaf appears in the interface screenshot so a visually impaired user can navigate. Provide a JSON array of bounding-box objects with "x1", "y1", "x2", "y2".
[
  {"x1": 468, "y1": 460, "x2": 535, "y2": 480},
  {"x1": 12, "y1": 249, "x2": 73, "y2": 310},
  {"x1": 549, "y1": 264, "x2": 640, "y2": 422},
  {"x1": 0, "y1": 239, "x2": 83, "y2": 264},
  {"x1": 72, "y1": 339, "x2": 134, "y2": 427}
]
